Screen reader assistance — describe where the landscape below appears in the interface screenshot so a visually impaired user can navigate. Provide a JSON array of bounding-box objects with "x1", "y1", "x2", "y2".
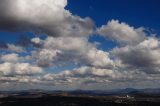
[{"x1": 0, "y1": 88, "x2": 160, "y2": 106}]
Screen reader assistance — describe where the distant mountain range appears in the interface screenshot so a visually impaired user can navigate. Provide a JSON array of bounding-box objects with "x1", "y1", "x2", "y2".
[
  {"x1": 67, "y1": 88, "x2": 160, "y2": 96},
  {"x1": 1, "y1": 88, "x2": 160, "y2": 96}
]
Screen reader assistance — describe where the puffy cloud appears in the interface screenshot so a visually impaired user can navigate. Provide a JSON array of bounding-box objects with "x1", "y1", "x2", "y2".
[
  {"x1": 31, "y1": 37, "x2": 42, "y2": 44},
  {"x1": 40, "y1": 66, "x2": 150, "y2": 87},
  {"x1": 0, "y1": 76, "x2": 43, "y2": 86},
  {"x1": 32, "y1": 49, "x2": 61, "y2": 67},
  {"x1": 0, "y1": 62, "x2": 43, "y2": 76},
  {"x1": 0, "y1": 0, "x2": 160, "y2": 89},
  {"x1": 60, "y1": 67, "x2": 116, "y2": 78},
  {"x1": 113, "y1": 37, "x2": 160, "y2": 74},
  {"x1": 43, "y1": 37, "x2": 92, "y2": 52},
  {"x1": 31, "y1": 37, "x2": 114, "y2": 68},
  {"x1": 97, "y1": 20, "x2": 146, "y2": 45},
  {"x1": 0, "y1": 0, "x2": 94, "y2": 37},
  {"x1": 1, "y1": 19, "x2": 160, "y2": 89},
  {"x1": 86, "y1": 48, "x2": 114, "y2": 68},
  {"x1": 1, "y1": 53, "x2": 19, "y2": 62}
]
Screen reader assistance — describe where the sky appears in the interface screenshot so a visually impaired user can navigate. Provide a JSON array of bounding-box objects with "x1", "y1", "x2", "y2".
[{"x1": 0, "y1": 0, "x2": 160, "y2": 91}]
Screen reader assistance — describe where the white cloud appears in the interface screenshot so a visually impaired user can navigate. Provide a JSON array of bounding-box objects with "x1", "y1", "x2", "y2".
[
  {"x1": 1, "y1": 21, "x2": 160, "y2": 89},
  {"x1": 60, "y1": 67, "x2": 116, "y2": 78},
  {"x1": 0, "y1": 62, "x2": 43, "y2": 76},
  {"x1": 1, "y1": 53, "x2": 19, "y2": 62},
  {"x1": 113, "y1": 37, "x2": 160, "y2": 74},
  {"x1": 86, "y1": 48, "x2": 114, "y2": 68},
  {"x1": 31, "y1": 37, "x2": 114, "y2": 68},
  {"x1": 32, "y1": 49, "x2": 61, "y2": 67},
  {"x1": 38, "y1": 66, "x2": 151, "y2": 88},
  {"x1": 0, "y1": 0, "x2": 94, "y2": 37},
  {"x1": 97, "y1": 20, "x2": 146, "y2": 45},
  {"x1": 31, "y1": 37, "x2": 42, "y2": 44},
  {"x1": 0, "y1": 0, "x2": 160, "y2": 90}
]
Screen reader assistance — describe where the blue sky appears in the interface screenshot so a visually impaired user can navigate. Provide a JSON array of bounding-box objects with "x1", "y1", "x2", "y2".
[
  {"x1": 67, "y1": 0, "x2": 160, "y2": 29},
  {"x1": 67, "y1": 0, "x2": 160, "y2": 52},
  {"x1": 1, "y1": 0, "x2": 160, "y2": 90},
  {"x1": 1, "y1": 0, "x2": 160, "y2": 51}
]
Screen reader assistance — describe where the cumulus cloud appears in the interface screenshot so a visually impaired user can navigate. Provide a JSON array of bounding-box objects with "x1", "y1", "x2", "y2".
[
  {"x1": 0, "y1": 0, "x2": 160, "y2": 90},
  {"x1": 31, "y1": 37, "x2": 42, "y2": 45},
  {"x1": 32, "y1": 49, "x2": 61, "y2": 67},
  {"x1": 1, "y1": 53, "x2": 20, "y2": 62},
  {"x1": 97, "y1": 20, "x2": 146, "y2": 45},
  {"x1": 59, "y1": 67, "x2": 116, "y2": 78},
  {"x1": 1, "y1": 18, "x2": 160, "y2": 89},
  {"x1": 31, "y1": 37, "x2": 114, "y2": 68},
  {"x1": 113, "y1": 37, "x2": 160, "y2": 74},
  {"x1": 0, "y1": 76, "x2": 43, "y2": 86},
  {"x1": 39, "y1": 66, "x2": 151, "y2": 88},
  {"x1": 0, "y1": 0, "x2": 94, "y2": 37},
  {"x1": 0, "y1": 62, "x2": 43, "y2": 76}
]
